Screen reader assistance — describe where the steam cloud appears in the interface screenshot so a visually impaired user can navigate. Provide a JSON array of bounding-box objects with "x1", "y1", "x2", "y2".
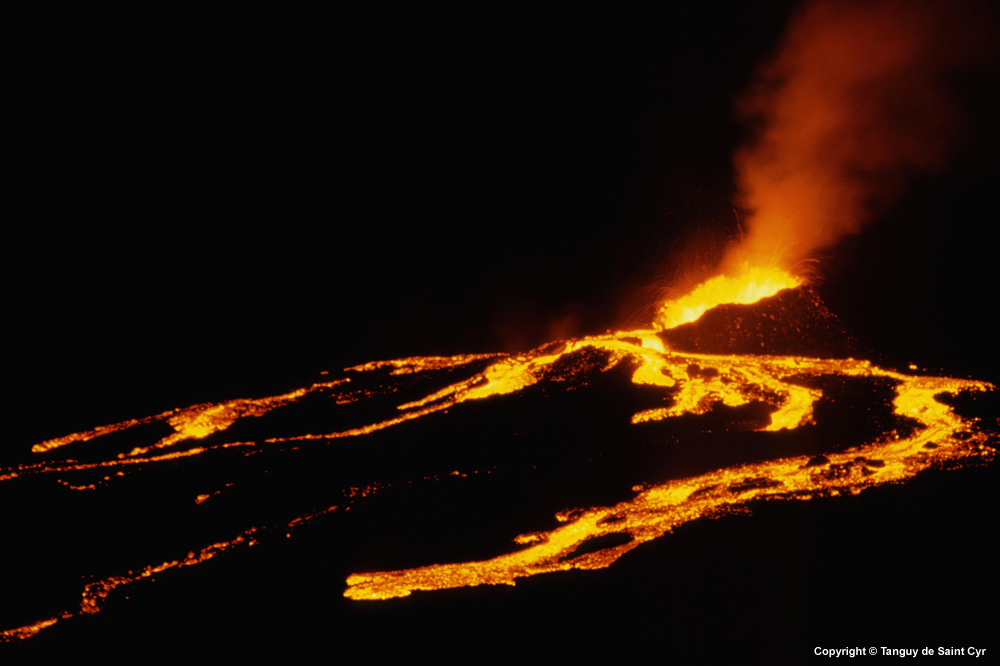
[{"x1": 726, "y1": 0, "x2": 994, "y2": 273}]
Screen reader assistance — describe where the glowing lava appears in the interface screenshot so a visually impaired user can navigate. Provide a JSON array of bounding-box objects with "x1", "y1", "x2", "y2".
[
  {"x1": 654, "y1": 264, "x2": 803, "y2": 329},
  {"x1": 342, "y1": 353, "x2": 989, "y2": 599},
  {"x1": 1, "y1": 272, "x2": 994, "y2": 641}
]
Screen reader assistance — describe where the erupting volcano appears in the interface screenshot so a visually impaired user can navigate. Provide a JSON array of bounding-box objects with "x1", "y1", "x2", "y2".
[
  {"x1": 7, "y1": 0, "x2": 998, "y2": 656},
  {"x1": 3, "y1": 263, "x2": 996, "y2": 644}
]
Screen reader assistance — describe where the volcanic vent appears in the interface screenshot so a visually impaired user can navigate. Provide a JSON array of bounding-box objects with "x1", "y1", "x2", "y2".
[
  {"x1": 2, "y1": 273, "x2": 994, "y2": 642},
  {"x1": 660, "y1": 285, "x2": 864, "y2": 357}
]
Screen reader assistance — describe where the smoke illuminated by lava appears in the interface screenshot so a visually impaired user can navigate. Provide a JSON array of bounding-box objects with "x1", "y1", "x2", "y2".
[{"x1": 724, "y1": 0, "x2": 994, "y2": 274}]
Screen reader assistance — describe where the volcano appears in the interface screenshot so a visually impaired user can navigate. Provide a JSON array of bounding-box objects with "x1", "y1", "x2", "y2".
[
  {"x1": 3, "y1": 284, "x2": 996, "y2": 654},
  {"x1": 9, "y1": 2, "x2": 999, "y2": 658},
  {"x1": 661, "y1": 286, "x2": 864, "y2": 357}
]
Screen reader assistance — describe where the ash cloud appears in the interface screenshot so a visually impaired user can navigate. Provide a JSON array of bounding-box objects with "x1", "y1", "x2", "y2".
[{"x1": 726, "y1": 0, "x2": 996, "y2": 273}]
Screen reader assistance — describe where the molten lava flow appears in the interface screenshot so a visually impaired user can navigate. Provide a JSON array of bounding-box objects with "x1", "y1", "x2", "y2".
[
  {"x1": 654, "y1": 264, "x2": 803, "y2": 330},
  {"x1": 30, "y1": 379, "x2": 348, "y2": 457},
  {"x1": 342, "y1": 355, "x2": 990, "y2": 600},
  {"x1": 1, "y1": 275, "x2": 994, "y2": 642},
  {"x1": 0, "y1": 509, "x2": 339, "y2": 642}
]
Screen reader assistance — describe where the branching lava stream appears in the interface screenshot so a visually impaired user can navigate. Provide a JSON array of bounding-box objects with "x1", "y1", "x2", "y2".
[{"x1": 1, "y1": 267, "x2": 994, "y2": 641}]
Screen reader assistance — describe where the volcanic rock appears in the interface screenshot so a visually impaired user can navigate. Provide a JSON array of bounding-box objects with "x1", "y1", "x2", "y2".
[
  {"x1": 660, "y1": 286, "x2": 865, "y2": 357},
  {"x1": 805, "y1": 455, "x2": 830, "y2": 467}
]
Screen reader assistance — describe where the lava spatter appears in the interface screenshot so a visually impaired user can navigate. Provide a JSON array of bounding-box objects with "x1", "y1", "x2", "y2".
[{"x1": 654, "y1": 265, "x2": 804, "y2": 330}]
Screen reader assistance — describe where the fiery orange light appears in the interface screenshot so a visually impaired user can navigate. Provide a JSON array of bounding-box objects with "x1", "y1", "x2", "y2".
[
  {"x1": 726, "y1": 0, "x2": 988, "y2": 273},
  {"x1": 343, "y1": 354, "x2": 991, "y2": 600},
  {"x1": 654, "y1": 264, "x2": 804, "y2": 330},
  {"x1": 1, "y1": 267, "x2": 993, "y2": 641}
]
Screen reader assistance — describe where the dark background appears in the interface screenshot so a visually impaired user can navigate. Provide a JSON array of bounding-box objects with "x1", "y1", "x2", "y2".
[{"x1": 7, "y1": 3, "x2": 999, "y2": 656}]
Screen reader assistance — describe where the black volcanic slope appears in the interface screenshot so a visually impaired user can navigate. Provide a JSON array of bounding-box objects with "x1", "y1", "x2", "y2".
[
  {"x1": 661, "y1": 286, "x2": 865, "y2": 357},
  {"x1": 3, "y1": 286, "x2": 995, "y2": 658}
]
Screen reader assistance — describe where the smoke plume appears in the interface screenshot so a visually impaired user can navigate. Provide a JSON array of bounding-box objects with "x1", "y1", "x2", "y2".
[{"x1": 726, "y1": 0, "x2": 994, "y2": 273}]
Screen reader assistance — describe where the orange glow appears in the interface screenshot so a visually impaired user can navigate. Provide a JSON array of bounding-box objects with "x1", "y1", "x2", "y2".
[
  {"x1": 1, "y1": 506, "x2": 346, "y2": 643},
  {"x1": 726, "y1": 0, "x2": 987, "y2": 271},
  {"x1": 0, "y1": 616, "x2": 64, "y2": 642},
  {"x1": 1, "y1": 278, "x2": 993, "y2": 641},
  {"x1": 654, "y1": 264, "x2": 803, "y2": 329},
  {"x1": 29, "y1": 379, "x2": 347, "y2": 459},
  {"x1": 1, "y1": 529, "x2": 257, "y2": 642},
  {"x1": 80, "y1": 531, "x2": 259, "y2": 615},
  {"x1": 343, "y1": 354, "x2": 991, "y2": 600}
]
